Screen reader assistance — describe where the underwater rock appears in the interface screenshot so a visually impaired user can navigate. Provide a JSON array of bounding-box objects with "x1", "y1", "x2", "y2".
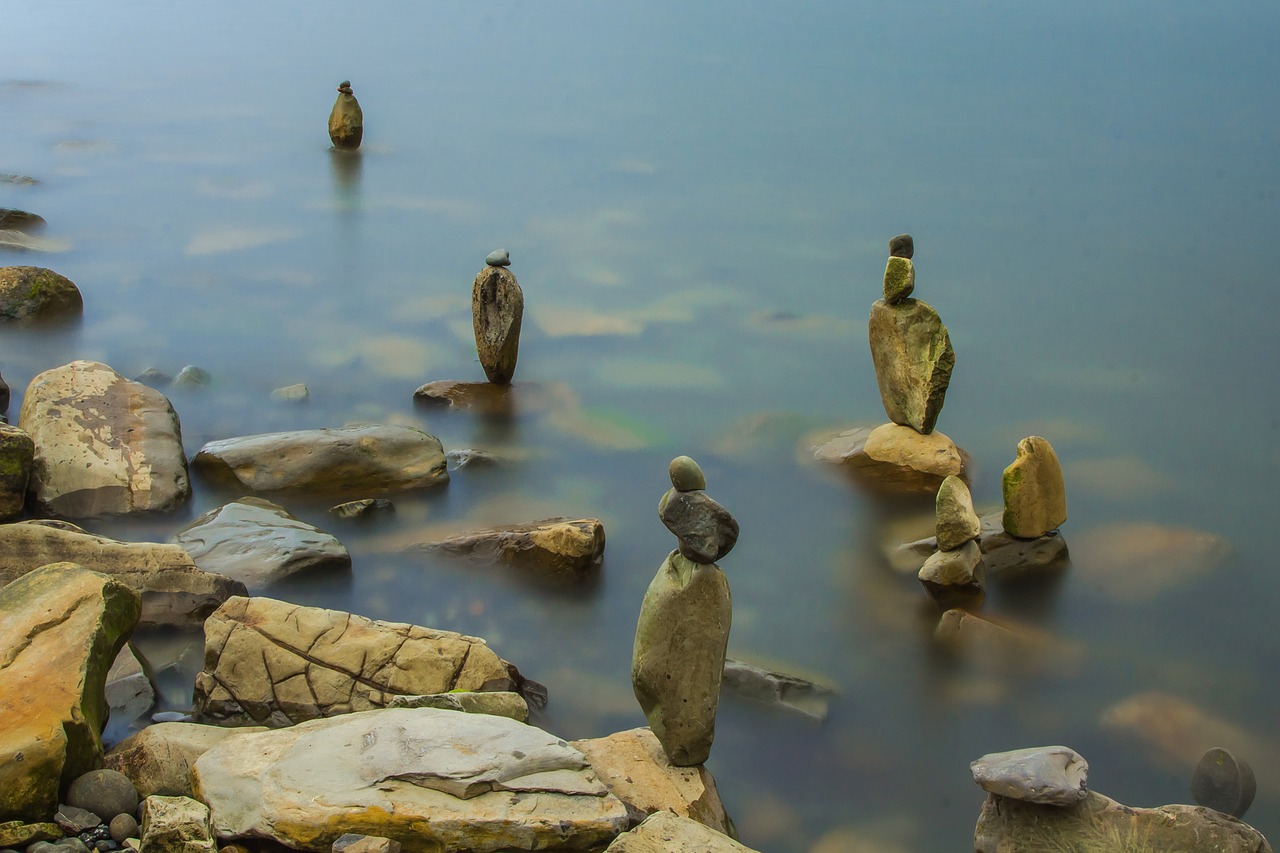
[
  {"x1": 407, "y1": 517, "x2": 605, "y2": 581},
  {"x1": 813, "y1": 423, "x2": 968, "y2": 494},
  {"x1": 935, "y1": 474, "x2": 980, "y2": 551},
  {"x1": 328, "y1": 81, "x2": 363, "y2": 150},
  {"x1": 0, "y1": 209, "x2": 45, "y2": 231},
  {"x1": 472, "y1": 261, "x2": 525, "y2": 384}
]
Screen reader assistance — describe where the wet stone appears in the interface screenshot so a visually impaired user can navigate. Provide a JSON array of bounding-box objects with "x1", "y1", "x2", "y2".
[
  {"x1": 668, "y1": 455, "x2": 706, "y2": 492},
  {"x1": 889, "y1": 233, "x2": 914, "y2": 259},
  {"x1": 1191, "y1": 747, "x2": 1256, "y2": 818},
  {"x1": 270, "y1": 384, "x2": 308, "y2": 403}
]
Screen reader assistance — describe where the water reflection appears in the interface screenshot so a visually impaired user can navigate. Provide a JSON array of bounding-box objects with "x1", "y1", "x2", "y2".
[{"x1": 328, "y1": 148, "x2": 362, "y2": 209}]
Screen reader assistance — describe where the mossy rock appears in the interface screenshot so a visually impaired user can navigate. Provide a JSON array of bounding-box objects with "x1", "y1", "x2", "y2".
[{"x1": 0, "y1": 266, "x2": 83, "y2": 323}]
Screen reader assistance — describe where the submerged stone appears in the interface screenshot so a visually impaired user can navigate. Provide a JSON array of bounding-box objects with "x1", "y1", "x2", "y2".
[
  {"x1": 1002, "y1": 436, "x2": 1067, "y2": 538},
  {"x1": 0, "y1": 210, "x2": 45, "y2": 231},
  {"x1": 882, "y1": 256, "x2": 914, "y2": 304}
]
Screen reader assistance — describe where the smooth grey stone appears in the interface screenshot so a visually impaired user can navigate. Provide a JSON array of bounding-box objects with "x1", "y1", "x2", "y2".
[
  {"x1": 65, "y1": 770, "x2": 138, "y2": 823},
  {"x1": 970, "y1": 745, "x2": 1088, "y2": 806},
  {"x1": 446, "y1": 448, "x2": 500, "y2": 469},
  {"x1": 172, "y1": 365, "x2": 211, "y2": 387},
  {"x1": 721, "y1": 658, "x2": 835, "y2": 721},
  {"x1": 1191, "y1": 747, "x2": 1256, "y2": 818},
  {"x1": 668, "y1": 455, "x2": 706, "y2": 492},
  {"x1": 485, "y1": 248, "x2": 511, "y2": 267},
  {"x1": 889, "y1": 233, "x2": 914, "y2": 258}
]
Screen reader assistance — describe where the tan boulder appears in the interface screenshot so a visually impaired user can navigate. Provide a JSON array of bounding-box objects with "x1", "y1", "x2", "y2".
[
  {"x1": 327, "y1": 82, "x2": 362, "y2": 150},
  {"x1": 192, "y1": 596, "x2": 533, "y2": 727},
  {"x1": 604, "y1": 812, "x2": 757, "y2": 852},
  {"x1": 19, "y1": 361, "x2": 190, "y2": 518},
  {"x1": 572, "y1": 727, "x2": 732, "y2": 835},
  {"x1": 407, "y1": 517, "x2": 605, "y2": 581},
  {"x1": 138, "y1": 795, "x2": 215, "y2": 853},
  {"x1": 1001, "y1": 436, "x2": 1067, "y2": 538},
  {"x1": 106, "y1": 723, "x2": 267, "y2": 799},
  {"x1": 918, "y1": 540, "x2": 984, "y2": 609},
  {"x1": 0, "y1": 520, "x2": 246, "y2": 627},
  {"x1": 867, "y1": 298, "x2": 954, "y2": 434},
  {"x1": 0, "y1": 563, "x2": 141, "y2": 822}
]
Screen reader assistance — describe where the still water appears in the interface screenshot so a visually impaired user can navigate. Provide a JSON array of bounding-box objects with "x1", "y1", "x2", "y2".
[{"x1": 5, "y1": 1, "x2": 1280, "y2": 849}]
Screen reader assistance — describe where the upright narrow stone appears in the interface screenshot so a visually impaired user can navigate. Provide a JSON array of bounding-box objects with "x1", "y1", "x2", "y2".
[
  {"x1": 328, "y1": 81, "x2": 363, "y2": 150},
  {"x1": 867, "y1": 297, "x2": 954, "y2": 433},
  {"x1": 1002, "y1": 436, "x2": 1067, "y2": 538},
  {"x1": 472, "y1": 252, "x2": 524, "y2": 385},
  {"x1": 935, "y1": 474, "x2": 980, "y2": 551}
]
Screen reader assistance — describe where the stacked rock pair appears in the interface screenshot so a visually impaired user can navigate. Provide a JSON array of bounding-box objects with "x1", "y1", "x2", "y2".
[
  {"x1": 632, "y1": 456, "x2": 737, "y2": 767},
  {"x1": 919, "y1": 474, "x2": 984, "y2": 608}
]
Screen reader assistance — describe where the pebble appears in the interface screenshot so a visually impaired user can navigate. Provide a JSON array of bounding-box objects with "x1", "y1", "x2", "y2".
[
  {"x1": 485, "y1": 248, "x2": 511, "y2": 267},
  {"x1": 668, "y1": 455, "x2": 706, "y2": 492},
  {"x1": 1191, "y1": 746, "x2": 1255, "y2": 818},
  {"x1": 55, "y1": 806, "x2": 100, "y2": 833},
  {"x1": 107, "y1": 815, "x2": 137, "y2": 846},
  {"x1": 889, "y1": 233, "x2": 914, "y2": 259}
]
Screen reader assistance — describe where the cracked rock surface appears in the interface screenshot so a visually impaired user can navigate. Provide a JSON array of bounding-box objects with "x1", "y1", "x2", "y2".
[
  {"x1": 192, "y1": 596, "x2": 530, "y2": 727},
  {"x1": 192, "y1": 708, "x2": 628, "y2": 852}
]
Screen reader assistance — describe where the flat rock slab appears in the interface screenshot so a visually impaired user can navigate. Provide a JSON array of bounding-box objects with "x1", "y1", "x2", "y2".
[
  {"x1": 0, "y1": 266, "x2": 82, "y2": 323},
  {"x1": 192, "y1": 708, "x2": 628, "y2": 853},
  {"x1": 192, "y1": 596, "x2": 530, "y2": 727},
  {"x1": 407, "y1": 517, "x2": 605, "y2": 581},
  {"x1": 191, "y1": 425, "x2": 447, "y2": 497},
  {"x1": 604, "y1": 812, "x2": 757, "y2": 852},
  {"x1": 412, "y1": 379, "x2": 561, "y2": 417},
  {"x1": 0, "y1": 563, "x2": 141, "y2": 822},
  {"x1": 19, "y1": 361, "x2": 190, "y2": 517},
  {"x1": 974, "y1": 790, "x2": 1272, "y2": 853},
  {"x1": 812, "y1": 423, "x2": 968, "y2": 494},
  {"x1": 0, "y1": 520, "x2": 246, "y2": 627},
  {"x1": 970, "y1": 746, "x2": 1089, "y2": 806},
  {"x1": 721, "y1": 658, "x2": 836, "y2": 721},
  {"x1": 171, "y1": 496, "x2": 351, "y2": 591},
  {"x1": 0, "y1": 423, "x2": 34, "y2": 519}
]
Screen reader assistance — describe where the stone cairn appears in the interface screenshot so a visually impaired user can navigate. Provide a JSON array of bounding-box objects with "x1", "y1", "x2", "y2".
[
  {"x1": 328, "y1": 81, "x2": 363, "y2": 150},
  {"x1": 632, "y1": 456, "x2": 738, "y2": 766},
  {"x1": 471, "y1": 249, "x2": 524, "y2": 385},
  {"x1": 919, "y1": 474, "x2": 984, "y2": 609},
  {"x1": 1001, "y1": 436, "x2": 1066, "y2": 539}
]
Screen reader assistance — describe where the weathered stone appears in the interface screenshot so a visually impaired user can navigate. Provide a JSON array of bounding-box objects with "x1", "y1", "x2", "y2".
[
  {"x1": 0, "y1": 267, "x2": 82, "y2": 323},
  {"x1": 65, "y1": 771, "x2": 138, "y2": 823},
  {"x1": 721, "y1": 658, "x2": 836, "y2": 721},
  {"x1": 105, "y1": 644, "x2": 158, "y2": 733},
  {"x1": 813, "y1": 424, "x2": 967, "y2": 493},
  {"x1": 0, "y1": 821, "x2": 62, "y2": 846},
  {"x1": 332, "y1": 835, "x2": 400, "y2": 853},
  {"x1": 935, "y1": 474, "x2": 980, "y2": 551},
  {"x1": 934, "y1": 608, "x2": 1082, "y2": 675},
  {"x1": 329, "y1": 498, "x2": 394, "y2": 519},
  {"x1": 484, "y1": 248, "x2": 511, "y2": 267},
  {"x1": 0, "y1": 210, "x2": 44, "y2": 230},
  {"x1": 1071, "y1": 522, "x2": 1227, "y2": 601},
  {"x1": 0, "y1": 423, "x2": 34, "y2": 519},
  {"x1": 107, "y1": 815, "x2": 137, "y2": 845},
  {"x1": 888, "y1": 233, "x2": 913, "y2": 259},
  {"x1": 0, "y1": 521, "x2": 246, "y2": 627},
  {"x1": 408, "y1": 517, "x2": 605, "y2": 581},
  {"x1": 105, "y1": 724, "x2": 268, "y2": 800},
  {"x1": 269, "y1": 383, "x2": 309, "y2": 403},
  {"x1": 328, "y1": 82, "x2": 363, "y2": 150},
  {"x1": 973, "y1": 790, "x2": 1272, "y2": 853},
  {"x1": 970, "y1": 746, "x2": 1089, "y2": 806},
  {"x1": 472, "y1": 265, "x2": 524, "y2": 384},
  {"x1": 191, "y1": 425, "x2": 447, "y2": 497},
  {"x1": 603, "y1": 812, "x2": 757, "y2": 852},
  {"x1": 192, "y1": 708, "x2": 629, "y2": 853},
  {"x1": 53, "y1": 807, "x2": 99, "y2": 834},
  {"x1": 882, "y1": 256, "x2": 914, "y2": 304},
  {"x1": 867, "y1": 298, "x2": 953, "y2": 434},
  {"x1": 632, "y1": 550, "x2": 731, "y2": 766},
  {"x1": 385, "y1": 691, "x2": 528, "y2": 722},
  {"x1": 192, "y1": 596, "x2": 533, "y2": 726},
  {"x1": 1002, "y1": 436, "x2": 1067, "y2": 538},
  {"x1": 0, "y1": 565, "x2": 141, "y2": 822},
  {"x1": 171, "y1": 367, "x2": 210, "y2": 389},
  {"x1": 19, "y1": 361, "x2": 190, "y2": 517},
  {"x1": 138, "y1": 796, "x2": 214, "y2": 853},
  {"x1": 918, "y1": 540, "x2": 984, "y2": 608},
  {"x1": 573, "y1": 728, "x2": 732, "y2": 834},
  {"x1": 170, "y1": 497, "x2": 351, "y2": 591},
  {"x1": 668, "y1": 456, "x2": 706, "y2": 492},
  {"x1": 658, "y1": 489, "x2": 738, "y2": 564},
  {"x1": 1193, "y1": 747, "x2": 1256, "y2": 818}
]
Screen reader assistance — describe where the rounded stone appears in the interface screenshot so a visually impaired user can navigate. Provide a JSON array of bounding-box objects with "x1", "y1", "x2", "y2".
[
  {"x1": 107, "y1": 815, "x2": 137, "y2": 845},
  {"x1": 65, "y1": 769, "x2": 139, "y2": 823},
  {"x1": 889, "y1": 233, "x2": 914, "y2": 259},
  {"x1": 1002, "y1": 436, "x2": 1067, "y2": 539},
  {"x1": 668, "y1": 456, "x2": 706, "y2": 492},
  {"x1": 485, "y1": 248, "x2": 511, "y2": 267},
  {"x1": 1191, "y1": 747, "x2": 1255, "y2": 818},
  {"x1": 0, "y1": 266, "x2": 84, "y2": 323}
]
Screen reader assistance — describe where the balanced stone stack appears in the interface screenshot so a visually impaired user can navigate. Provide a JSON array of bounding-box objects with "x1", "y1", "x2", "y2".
[
  {"x1": 1001, "y1": 436, "x2": 1067, "y2": 538},
  {"x1": 327, "y1": 81, "x2": 363, "y2": 150},
  {"x1": 472, "y1": 249, "x2": 525, "y2": 384},
  {"x1": 919, "y1": 474, "x2": 984, "y2": 609},
  {"x1": 632, "y1": 456, "x2": 737, "y2": 766}
]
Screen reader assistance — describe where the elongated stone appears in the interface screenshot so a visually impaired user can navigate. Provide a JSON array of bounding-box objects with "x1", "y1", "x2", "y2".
[
  {"x1": 867, "y1": 298, "x2": 954, "y2": 434},
  {"x1": 328, "y1": 81, "x2": 363, "y2": 150},
  {"x1": 632, "y1": 551, "x2": 731, "y2": 766},
  {"x1": 883, "y1": 256, "x2": 914, "y2": 304},
  {"x1": 0, "y1": 423, "x2": 33, "y2": 519},
  {"x1": 1002, "y1": 436, "x2": 1067, "y2": 538},
  {"x1": 472, "y1": 265, "x2": 524, "y2": 384},
  {"x1": 935, "y1": 474, "x2": 980, "y2": 550}
]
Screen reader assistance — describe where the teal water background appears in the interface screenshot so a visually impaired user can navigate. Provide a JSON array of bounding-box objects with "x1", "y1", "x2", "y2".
[{"x1": 4, "y1": 2, "x2": 1280, "y2": 849}]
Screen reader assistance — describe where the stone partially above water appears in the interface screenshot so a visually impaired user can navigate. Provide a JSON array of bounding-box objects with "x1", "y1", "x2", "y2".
[
  {"x1": 406, "y1": 517, "x2": 606, "y2": 581},
  {"x1": 0, "y1": 209, "x2": 45, "y2": 231},
  {"x1": 867, "y1": 297, "x2": 954, "y2": 434},
  {"x1": 472, "y1": 263, "x2": 525, "y2": 384},
  {"x1": 0, "y1": 266, "x2": 81, "y2": 323},
  {"x1": 812, "y1": 423, "x2": 968, "y2": 494},
  {"x1": 328, "y1": 81, "x2": 363, "y2": 150},
  {"x1": 935, "y1": 474, "x2": 980, "y2": 551},
  {"x1": 1002, "y1": 436, "x2": 1067, "y2": 538},
  {"x1": 970, "y1": 745, "x2": 1089, "y2": 806},
  {"x1": 918, "y1": 539, "x2": 984, "y2": 609}
]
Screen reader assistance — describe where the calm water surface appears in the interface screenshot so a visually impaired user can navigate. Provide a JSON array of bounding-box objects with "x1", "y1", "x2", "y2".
[{"x1": 5, "y1": 2, "x2": 1280, "y2": 849}]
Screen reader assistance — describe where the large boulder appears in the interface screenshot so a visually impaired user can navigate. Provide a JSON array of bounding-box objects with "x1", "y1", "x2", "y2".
[
  {"x1": 812, "y1": 423, "x2": 967, "y2": 494},
  {"x1": 604, "y1": 812, "x2": 757, "y2": 852},
  {"x1": 170, "y1": 496, "x2": 351, "y2": 591},
  {"x1": 106, "y1": 723, "x2": 267, "y2": 799},
  {"x1": 0, "y1": 423, "x2": 34, "y2": 519},
  {"x1": 191, "y1": 425, "x2": 448, "y2": 497},
  {"x1": 973, "y1": 790, "x2": 1271, "y2": 852},
  {"x1": 0, "y1": 267, "x2": 82, "y2": 323},
  {"x1": 572, "y1": 727, "x2": 733, "y2": 835},
  {"x1": 867, "y1": 298, "x2": 954, "y2": 434},
  {"x1": 192, "y1": 596, "x2": 535, "y2": 726},
  {"x1": 407, "y1": 517, "x2": 605, "y2": 581},
  {"x1": 0, "y1": 563, "x2": 141, "y2": 822},
  {"x1": 192, "y1": 708, "x2": 629, "y2": 852},
  {"x1": 18, "y1": 361, "x2": 190, "y2": 518},
  {"x1": 0, "y1": 520, "x2": 246, "y2": 627}
]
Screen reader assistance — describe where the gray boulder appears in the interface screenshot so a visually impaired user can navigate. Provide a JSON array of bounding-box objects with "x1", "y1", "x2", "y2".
[{"x1": 472, "y1": 263, "x2": 524, "y2": 384}]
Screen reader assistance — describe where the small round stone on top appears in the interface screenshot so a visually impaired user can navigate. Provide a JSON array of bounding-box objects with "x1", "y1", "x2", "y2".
[
  {"x1": 668, "y1": 455, "x2": 706, "y2": 492},
  {"x1": 337, "y1": 80, "x2": 353, "y2": 94},
  {"x1": 889, "y1": 233, "x2": 914, "y2": 259},
  {"x1": 485, "y1": 248, "x2": 511, "y2": 267}
]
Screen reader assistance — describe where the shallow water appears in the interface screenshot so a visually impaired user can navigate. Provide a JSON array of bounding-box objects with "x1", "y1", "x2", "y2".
[{"x1": 5, "y1": 1, "x2": 1280, "y2": 849}]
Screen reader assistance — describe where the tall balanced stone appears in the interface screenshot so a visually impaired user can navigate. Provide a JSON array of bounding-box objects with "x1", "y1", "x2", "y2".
[
  {"x1": 633, "y1": 457, "x2": 734, "y2": 766},
  {"x1": 328, "y1": 81, "x2": 363, "y2": 150},
  {"x1": 867, "y1": 235, "x2": 954, "y2": 434},
  {"x1": 472, "y1": 251, "x2": 524, "y2": 384},
  {"x1": 1002, "y1": 436, "x2": 1067, "y2": 538}
]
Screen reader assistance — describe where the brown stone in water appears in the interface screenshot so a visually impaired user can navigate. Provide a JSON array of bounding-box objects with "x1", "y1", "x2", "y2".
[
  {"x1": 407, "y1": 517, "x2": 606, "y2": 581},
  {"x1": 328, "y1": 82, "x2": 363, "y2": 150},
  {"x1": 0, "y1": 266, "x2": 83, "y2": 324},
  {"x1": 472, "y1": 265, "x2": 525, "y2": 384}
]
